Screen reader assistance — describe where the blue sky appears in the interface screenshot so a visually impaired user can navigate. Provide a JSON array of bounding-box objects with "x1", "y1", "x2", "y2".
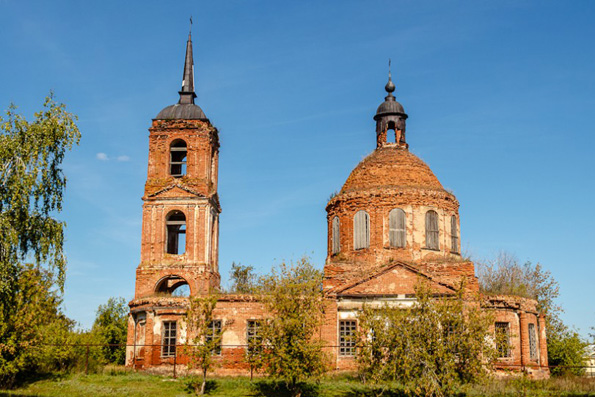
[{"x1": 1, "y1": 1, "x2": 594, "y2": 334}]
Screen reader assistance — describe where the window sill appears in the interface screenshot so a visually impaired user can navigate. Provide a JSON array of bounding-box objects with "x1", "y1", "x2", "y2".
[{"x1": 422, "y1": 247, "x2": 440, "y2": 252}]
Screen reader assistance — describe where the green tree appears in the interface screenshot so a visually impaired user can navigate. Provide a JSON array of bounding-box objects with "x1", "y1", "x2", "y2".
[
  {"x1": 229, "y1": 262, "x2": 256, "y2": 294},
  {"x1": 91, "y1": 297, "x2": 128, "y2": 365},
  {"x1": 476, "y1": 252, "x2": 586, "y2": 376},
  {"x1": 184, "y1": 293, "x2": 225, "y2": 395},
  {"x1": 0, "y1": 95, "x2": 80, "y2": 387},
  {"x1": 357, "y1": 280, "x2": 494, "y2": 397},
  {"x1": 256, "y1": 258, "x2": 329, "y2": 397}
]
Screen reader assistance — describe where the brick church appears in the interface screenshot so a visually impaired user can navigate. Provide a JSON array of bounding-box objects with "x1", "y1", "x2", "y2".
[{"x1": 126, "y1": 33, "x2": 549, "y2": 377}]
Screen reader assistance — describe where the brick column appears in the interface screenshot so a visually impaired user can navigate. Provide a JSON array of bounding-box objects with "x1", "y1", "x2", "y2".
[
  {"x1": 538, "y1": 315, "x2": 548, "y2": 368},
  {"x1": 519, "y1": 312, "x2": 529, "y2": 367}
]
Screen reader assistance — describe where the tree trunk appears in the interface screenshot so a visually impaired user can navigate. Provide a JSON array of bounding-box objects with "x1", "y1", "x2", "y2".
[{"x1": 199, "y1": 369, "x2": 207, "y2": 395}]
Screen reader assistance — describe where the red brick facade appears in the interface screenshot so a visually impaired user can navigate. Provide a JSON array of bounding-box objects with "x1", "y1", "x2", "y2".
[{"x1": 126, "y1": 35, "x2": 548, "y2": 378}]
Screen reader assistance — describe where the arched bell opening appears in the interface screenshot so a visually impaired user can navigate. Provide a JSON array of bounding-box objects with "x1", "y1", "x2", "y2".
[
  {"x1": 155, "y1": 275, "x2": 191, "y2": 296},
  {"x1": 166, "y1": 210, "x2": 186, "y2": 255},
  {"x1": 170, "y1": 139, "x2": 187, "y2": 177}
]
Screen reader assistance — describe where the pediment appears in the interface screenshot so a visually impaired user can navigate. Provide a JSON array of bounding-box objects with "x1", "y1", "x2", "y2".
[
  {"x1": 335, "y1": 262, "x2": 456, "y2": 296},
  {"x1": 148, "y1": 184, "x2": 205, "y2": 199}
]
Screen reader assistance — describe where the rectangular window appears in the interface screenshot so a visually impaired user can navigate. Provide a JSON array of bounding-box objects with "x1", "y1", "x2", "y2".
[
  {"x1": 529, "y1": 323, "x2": 538, "y2": 360},
  {"x1": 162, "y1": 321, "x2": 177, "y2": 357},
  {"x1": 339, "y1": 320, "x2": 357, "y2": 357},
  {"x1": 246, "y1": 320, "x2": 262, "y2": 353},
  {"x1": 495, "y1": 322, "x2": 511, "y2": 358},
  {"x1": 206, "y1": 320, "x2": 222, "y2": 355}
]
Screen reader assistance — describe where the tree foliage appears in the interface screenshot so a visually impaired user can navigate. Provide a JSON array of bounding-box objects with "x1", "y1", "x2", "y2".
[
  {"x1": 228, "y1": 262, "x2": 256, "y2": 294},
  {"x1": 357, "y1": 280, "x2": 494, "y2": 397},
  {"x1": 255, "y1": 258, "x2": 329, "y2": 397},
  {"x1": 91, "y1": 297, "x2": 128, "y2": 365},
  {"x1": 184, "y1": 293, "x2": 225, "y2": 395},
  {"x1": 0, "y1": 95, "x2": 80, "y2": 387},
  {"x1": 476, "y1": 252, "x2": 586, "y2": 376}
]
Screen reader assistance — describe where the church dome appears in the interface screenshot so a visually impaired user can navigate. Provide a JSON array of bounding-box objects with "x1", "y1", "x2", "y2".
[
  {"x1": 155, "y1": 103, "x2": 207, "y2": 120},
  {"x1": 340, "y1": 146, "x2": 444, "y2": 195}
]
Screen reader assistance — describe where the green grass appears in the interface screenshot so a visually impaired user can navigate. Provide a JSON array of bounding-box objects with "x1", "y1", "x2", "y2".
[{"x1": 2, "y1": 369, "x2": 595, "y2": 397}]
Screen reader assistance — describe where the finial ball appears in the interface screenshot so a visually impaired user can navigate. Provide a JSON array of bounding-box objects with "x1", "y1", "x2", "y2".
[{"x1": 385, "y1": 79, "x2": 396, "y2": 93}]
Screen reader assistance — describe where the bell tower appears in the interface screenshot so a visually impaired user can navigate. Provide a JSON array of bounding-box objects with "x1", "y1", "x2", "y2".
[{"x1": 133, "y1": 31, "x2": 221, "y2": 298}]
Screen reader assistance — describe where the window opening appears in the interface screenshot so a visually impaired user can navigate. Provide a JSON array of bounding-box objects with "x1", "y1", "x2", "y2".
[
  {"x1": 207, "y1": 320, "x2": 222, "y2": 355},
  {"x1": 166, "y1": 211, "x2": 186, "y2": 255},
  {"x1": 495, "y1": 322, "x2": 511, "y2": 358},
  {"x1": 425, "y1": 210, "x2": 439, "y2": 250},
  {"x1": 331, "y1": 217, "x2": 340, "y2": 254},
  {"x1": 450, "y1": 216, "x2": 459, "y2": 253},
  {"x1": 389, "y1": 208, "x2": 406, "y2": 248},
  {"x1": 155, "y1": 275, "x2": 190, "y2": 296},
  {"x1": 170, "y1": 140, "x2": 187, "y2": 177},
  {"x1": 354, "y1": 210, "x2": 370, "y2": 250},
  {"x1": 529, "y1": 323, "x2": 538, "y2": 360},
  {"x1": 162, "y1": 321, "x2": 177, "y2": 357},
  {"x1": 339, "y1": 320, "x2": 357, "y2": 356},
  {"x1": 246, "y1": 320, "x2": 262, "y2": 353}
]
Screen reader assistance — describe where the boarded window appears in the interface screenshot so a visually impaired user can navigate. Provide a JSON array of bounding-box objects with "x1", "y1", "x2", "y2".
[
  {"x1": 207, "y1": 320, "x2": 222, "y2": 355},
  {"x1": 339, "y1": 320, "x2": 357, "y2": 356},
  {"x1": 331, "y1": 217, "x2": 340, "y2": 254},
  {"x1": 389, "y1": 208, "x2": 406, "y2": 248},
  {"x1": 495, "y1": 322, "x2": 511, "y2": 358},
  {"x1": 425, "y1": 210, "x2": 439, "y2": 250},
  {"x1": 166, "y1": 211, "x2": 186, "y2": 255},
  {"x1": 450, "y1": 215, "x2": 459, "y2": 253},
  {"x1": 170, "y1": 139, "x2": 187, "y2": 177},
  {"x1": 529, "y1": 323, "x2": 538, "y2": 360},
  {"x1": 162, "y1": 321, "x2": 177, "y2": 357},
  {"x1": 353, "y1": 211, "x2": 370, "y2": 250}
]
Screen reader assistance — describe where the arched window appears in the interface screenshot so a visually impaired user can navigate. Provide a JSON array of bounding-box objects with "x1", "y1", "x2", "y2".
[
  {"x1": 353, "y1": 210, "x2": 370, "y2": 250},
  {"x1": 155, "y1": 275, "x2": 190, "y2": 296},
  {"x1": 425, "y1": 210, "x2": 439, "y2": 250},
  {"x1": 166, "y1": 210, "x2": 186, "y2": 254},
  {"x1": 450, "y1": 215, "x2": 459, "y2": 253},
  {"x1": 170, "y1": 139, "x2": 187, "y2": 177},
  {"x1": 389, "y1": 208, "x2": 406, "y2": 248},
  {"x1": 331, "y1": 216, "x2": 340, "y2": 254}
]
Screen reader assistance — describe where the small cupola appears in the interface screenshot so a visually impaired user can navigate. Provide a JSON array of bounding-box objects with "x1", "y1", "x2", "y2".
[{"x1": 373, "y1": 62, "x2": 408, "y2": 149}]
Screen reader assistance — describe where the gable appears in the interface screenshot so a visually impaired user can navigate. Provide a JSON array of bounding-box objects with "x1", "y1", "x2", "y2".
[
  {"x1": 148, "y1": 184, "x2": 205, "y2": 199},
  {"x1": 336, "y1": 262, "x2": 455, "y2": 296}
]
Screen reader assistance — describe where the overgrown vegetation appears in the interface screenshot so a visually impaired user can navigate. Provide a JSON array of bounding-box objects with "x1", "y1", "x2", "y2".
[
  {"x1": 91, "y1": 297, "x2": 129, "y2": 366},
  {"x1": 229, "y1": 262, "x2": 257, "y2": 294},
  {"x1": 185, "y1": 293, "x2": 226, "y2": 395},
  {"x1": 476, "y1": 252, "x2": 588, "y2": 376},
  {"x1": 254, "y1": 258, "x2": 329, "y2": 397},
  {"x1": 357, "y1": 280, "x2": 494, "y2": 397}
]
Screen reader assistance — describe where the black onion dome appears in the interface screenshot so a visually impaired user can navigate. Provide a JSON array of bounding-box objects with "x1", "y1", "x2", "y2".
[{"x1": 155, "y1": 103, "x2": 207, "y2": 120}]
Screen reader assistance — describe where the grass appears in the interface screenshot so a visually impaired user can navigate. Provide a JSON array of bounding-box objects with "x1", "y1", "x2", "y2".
[{"x1": 2, "y1": 368, "x2": 595, "y2": 397}]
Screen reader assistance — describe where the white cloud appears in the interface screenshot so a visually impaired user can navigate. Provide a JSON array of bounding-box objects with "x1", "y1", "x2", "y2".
[
  {"x1": 117, "y1": 155, "x2": 130, "y2": 162},
  {"x1": 96, "y1": 153, "x2": 108, "y2": 161}
]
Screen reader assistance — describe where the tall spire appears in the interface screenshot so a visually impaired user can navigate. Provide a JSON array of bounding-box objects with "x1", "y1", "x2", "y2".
[{"x1": 178, "y1": 21, "x2": 197, "y2": 105}]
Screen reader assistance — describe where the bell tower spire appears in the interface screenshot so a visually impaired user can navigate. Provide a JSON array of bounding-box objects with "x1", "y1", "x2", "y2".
[{"x1": 179, "y1": 20, "x2": 197, "y2": 105}]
